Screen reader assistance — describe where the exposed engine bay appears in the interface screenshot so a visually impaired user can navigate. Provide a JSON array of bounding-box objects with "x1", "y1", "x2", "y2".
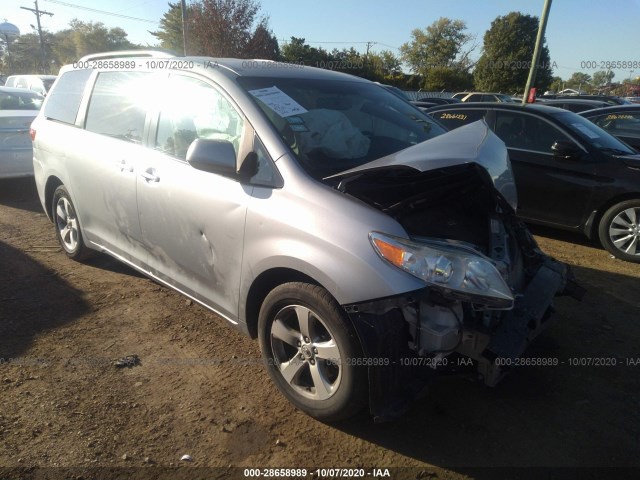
[{"x1": 337, "y1": 162, "x2": 583, "y2": 421}]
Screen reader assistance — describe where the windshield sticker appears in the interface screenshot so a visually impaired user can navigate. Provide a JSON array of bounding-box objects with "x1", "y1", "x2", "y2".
[
  {"x1": 604, "y1": 114, "x2": 634, "y2": 120},
  {"x1": 440, "y1": 113, "x2": 467, "y2": 121},
  {"x1": 249, "y1": 86, "x2": 307, "y2": 117},
  {"x1": 572, "y1": 123, "x2": 600, "y2": 139},
  {"x1": 289, "y1": 124, "x2": 309, "y2": 132},
  {"x1": 286, "y1": 116, "x2": 305, "y2": 124}
]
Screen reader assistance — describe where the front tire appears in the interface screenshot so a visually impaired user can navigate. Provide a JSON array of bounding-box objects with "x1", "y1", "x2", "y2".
[
  {"x1": 598, "y1": 200, "x2": 640, "y2": 263},
  {"x1": 52, "y1": 185, "x2": 92, "y2": 261},
  {"x1": 258, "y1": 282, "x2": 367, "y2": 422}
]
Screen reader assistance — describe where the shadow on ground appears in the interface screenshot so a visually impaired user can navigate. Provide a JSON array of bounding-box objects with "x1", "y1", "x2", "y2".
[
  {"x1": 0, "y1": 240, "x2": 91, "y2": 359},
  {"x1": 0, "y1": 178, "x2": 42, "y2": 214}
]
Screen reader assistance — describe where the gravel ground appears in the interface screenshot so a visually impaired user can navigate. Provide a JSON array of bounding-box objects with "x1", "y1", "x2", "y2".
[{"x1": 1, "y1": 177, "x2": 639, "y2": 480}]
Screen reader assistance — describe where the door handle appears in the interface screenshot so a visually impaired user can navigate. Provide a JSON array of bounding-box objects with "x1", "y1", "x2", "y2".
[{"x1": 141, "y1": 168, "x2": 160, "y2": 183}]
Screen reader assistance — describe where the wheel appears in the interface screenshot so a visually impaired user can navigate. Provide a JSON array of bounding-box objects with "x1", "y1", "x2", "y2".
[
  {"x1": 52, "y1": 185, "x2": 92, "y2": 260},
  {"x1": 598, "y1": 199, "x2": 640, "y2": 263},
  {"x1": 258, "y1": 282, "x2": 367, "y2": 422}
]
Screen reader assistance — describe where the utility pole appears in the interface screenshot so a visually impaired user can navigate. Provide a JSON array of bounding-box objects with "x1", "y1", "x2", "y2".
[
  {"x1": 522, "y1": 0, "x2": 552, "y2": 105},
  {"x1": 181, "y1": 0, "x2": 188, "y2": 55},
  {"x1": 20, "y1": 0, "x2": 53, "y2": 73}
]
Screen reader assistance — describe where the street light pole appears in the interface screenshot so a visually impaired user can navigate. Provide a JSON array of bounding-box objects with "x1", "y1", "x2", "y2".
[{"x1": 522, "y1": 0, "x2": 552, "y2": 105}]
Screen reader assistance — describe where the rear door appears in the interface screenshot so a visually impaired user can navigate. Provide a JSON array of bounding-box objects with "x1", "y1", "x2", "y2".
[
  {"x1": 493, "y1": 110, "x2": 596, "y2": 227},
  {"x1": 64, "y1": 71, "x2": 152, "y2": 262}
]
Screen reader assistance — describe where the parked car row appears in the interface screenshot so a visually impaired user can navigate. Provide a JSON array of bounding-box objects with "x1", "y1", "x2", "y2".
[
  {"x1": 30, "y1": 51, "x2": 583, "y2": 422},
  {"x1": 426, "y1": 102, "x2": 640, "y2": 262}
]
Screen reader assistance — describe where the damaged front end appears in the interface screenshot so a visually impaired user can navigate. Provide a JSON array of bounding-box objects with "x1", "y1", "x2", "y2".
[{"x1": 330, "y1": 122, "x2": 583, "y2": 421}]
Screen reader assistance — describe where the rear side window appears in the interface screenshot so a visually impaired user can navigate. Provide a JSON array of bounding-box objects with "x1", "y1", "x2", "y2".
[
  {"x1": 432, "y1": 109, "x2": 486, "y2": 130},
  {"x1": 44, "y1": 69, "x2": 92, "y2": 124},
  {"x1": 85, "y1": 71, "x2": 149, "y2": 144}
]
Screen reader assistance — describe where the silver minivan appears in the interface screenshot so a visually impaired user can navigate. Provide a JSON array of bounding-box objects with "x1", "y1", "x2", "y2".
[{"x1": 32, "y1": 51, "x2": 578, "y2": 421}]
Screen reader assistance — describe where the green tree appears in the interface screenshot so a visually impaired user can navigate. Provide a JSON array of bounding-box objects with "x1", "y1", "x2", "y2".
[
  {"x1": 150, "y1": 2, "x2": 190, "y2": 53},
  {"x1": 591, "y1": 70, "x2": 615, "y2": 89},
  {"x1": 183, "y1": 0, "x2": 277, "y2": 57},
  {"x1": 564, "y1": 72, "x2": 591, "y2": 91},
  {"x1": 474, "y1": 12, "x2": 553, "y2": 93},
  {"x1": 6, "y1": 33, "x2": 55, "y2": 74},
  {"x1": 280, "y1": 37, "x2": 330, "y2": 66},
  {"x1": 548, "y1": 75, "x2": 563, "y2": 93},
  {"x1": 52, "y1": 20, "x2": 137, "y2": 65},
  {"x1": 400, "y1": 18, "x2": 475, "y2": 91},
  {"x1": 243, "y1": 19, "x2": 279, "y2": 59}
]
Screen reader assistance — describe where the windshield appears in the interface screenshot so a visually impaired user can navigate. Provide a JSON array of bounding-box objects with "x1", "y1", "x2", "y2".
[
  {"x1": 555, "y1": 111, "x2": 636, "y2": 154},
  {"x1": 0, "y1": 90, "x2": 43, "y2": 110},
  {"x1": 238, "y1": 77, "x2": 447, "y2": 179}
]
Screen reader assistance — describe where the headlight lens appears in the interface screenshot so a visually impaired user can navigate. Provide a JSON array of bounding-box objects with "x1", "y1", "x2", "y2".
[{"x1": 370, "y1": 232, "x2": 513, "y2": 309}]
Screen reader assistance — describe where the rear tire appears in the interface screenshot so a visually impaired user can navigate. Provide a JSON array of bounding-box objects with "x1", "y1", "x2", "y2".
[
  {"x1": 258, "y1": 282, "x2": 367, "y2": 422},
  {"x1": 598, "y1": 199, "x2": 640, "y2": 263},
  {"x1": 52, "y1": 185, "x2": 92, "y2": 261}
]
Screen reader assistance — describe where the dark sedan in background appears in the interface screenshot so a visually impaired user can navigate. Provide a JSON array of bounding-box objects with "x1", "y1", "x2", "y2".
[
  {"x1": 538, "y1": 98, "x2": 611, "y2": 113},
  {"x1": 426, "y1": 102, "x2": 640, "y2": 262},
  {"x1": 580, "y1": 104, "x2": 640, "y2": 150}
]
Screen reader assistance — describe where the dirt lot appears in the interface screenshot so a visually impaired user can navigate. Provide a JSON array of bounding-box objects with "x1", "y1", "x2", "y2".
[{"x1": 1, "y1": 177, "x2": 639, "y2": 479}]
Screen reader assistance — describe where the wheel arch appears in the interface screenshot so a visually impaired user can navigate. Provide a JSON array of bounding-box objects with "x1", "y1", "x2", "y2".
[
  {"x1": 588, "y1": 192, "x2": 640, "y2": 239},
  {"x1": 44, "y1": 175, "x2": 64, "y2": 222},
  {"x1": 244, "y1": 268, "x2": 325, "y2": 339}
]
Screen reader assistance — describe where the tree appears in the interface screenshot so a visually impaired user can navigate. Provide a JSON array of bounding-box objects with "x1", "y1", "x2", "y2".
[
  {"x1": 52, "y1": 20, "x2": 137, "y2": 65},
  {"x1": 548, "y1": 75, "x2": 563, "y2": 93},
  {"x1": 564, "y1": 72, "x2": 591, "y2": 91},
  {"x1": 178, "y1": 0, "x2": 277, "y2": 57},
  {"x1": 150, "y1": 2, "x2": 190, "y2": 53},
  {"x1": 400, "y1": 18, "x2": 475, "y2": 91},
  {"x1": 591, "y1": 70, "x2": 615, "y2": 89},
  {"x1": 243, "y1": 19, "x2": 279, "y2": 59},
  {"x1": 474, "y1": 12, "x2": 553, "y2": 93},
  {"x1": 280, "y1": 37, "x2": 330, "y2": 66}
]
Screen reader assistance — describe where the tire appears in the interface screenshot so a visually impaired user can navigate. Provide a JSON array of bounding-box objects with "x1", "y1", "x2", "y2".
[
  {"x1": 52, "y1": 185, "x2": 92, "y2": 261},
  {"x1": 598, "y1": 199, "x2": 640, "y2": 263},
  {"x1": 258, "y1": 282, "x2": 367, "y2": 422}
]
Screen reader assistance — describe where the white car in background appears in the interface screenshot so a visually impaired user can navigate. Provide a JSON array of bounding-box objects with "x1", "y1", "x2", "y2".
[{"x1": 0, "y1": 86, "x2": 43, "y2": 178}]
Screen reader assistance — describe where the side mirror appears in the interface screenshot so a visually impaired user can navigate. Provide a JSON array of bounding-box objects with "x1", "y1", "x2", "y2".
[
  {"x1": 186, "y1": 138, "x2": 237, "y2": 175},
  {"x1": 551, "y1": 139, "x2": 580, "y2": 159}
]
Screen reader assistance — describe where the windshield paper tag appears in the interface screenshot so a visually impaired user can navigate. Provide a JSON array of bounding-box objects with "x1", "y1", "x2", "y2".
[{"x1": 249, "y1": 86, "x2": 308, "y2": 117}]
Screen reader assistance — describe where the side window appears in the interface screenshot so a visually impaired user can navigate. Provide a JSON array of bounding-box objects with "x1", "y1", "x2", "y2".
[
  {"x1": 85, "y1": 71, "x2": 149, "y2": 144},
  {"x1": 16, "y1": 77, "x2": 28, "y2": 88},
  {"x1": 43, "y1": 69, "x2": 92, "y2": 125},
  {"x1": 433, "y1": 109, "x2": 486, "y2": 130},
  {"x1": 155, "y1": 75, "x2": 244, "y2": 160},
  {"x1": 495, "y1": 111, "x2": 570, "y2": 153},
  {"x1": 466, "y1": 94, "x2": 482, "y2": 102}
]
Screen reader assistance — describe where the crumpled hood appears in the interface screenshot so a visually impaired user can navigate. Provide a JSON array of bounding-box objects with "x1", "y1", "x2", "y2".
[{"x1": 328, "y1": 120, "x2": 518, "y2": 210}]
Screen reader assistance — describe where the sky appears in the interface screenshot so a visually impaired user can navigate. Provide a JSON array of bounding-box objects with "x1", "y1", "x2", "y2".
[{"x1": 3, "y1": 0, "x2": 640, "y2": 83}]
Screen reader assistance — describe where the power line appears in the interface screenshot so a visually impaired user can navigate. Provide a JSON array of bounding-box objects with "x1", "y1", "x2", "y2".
[{"x1": 42, "y1": 0, "x2": 158, "y2": 24}]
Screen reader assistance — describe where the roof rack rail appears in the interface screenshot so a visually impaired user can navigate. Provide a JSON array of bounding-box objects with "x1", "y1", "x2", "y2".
[{"x1": 79, "y1": 50, "x2": 176, "y2": 62}]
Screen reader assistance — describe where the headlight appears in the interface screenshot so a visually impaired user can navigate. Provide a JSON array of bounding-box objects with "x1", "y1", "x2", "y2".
[{"x1": 370, "y1": 232, "x2": 513, "y2": 309}]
